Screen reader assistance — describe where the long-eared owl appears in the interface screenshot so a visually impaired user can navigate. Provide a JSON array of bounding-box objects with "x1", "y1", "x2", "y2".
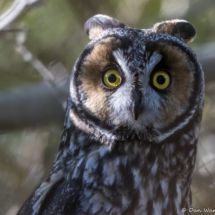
[{"x1": 17, "y1": 15, "x2": 204, "y2": 215}]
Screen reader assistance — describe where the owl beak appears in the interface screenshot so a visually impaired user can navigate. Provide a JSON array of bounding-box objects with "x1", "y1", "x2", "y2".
[{"x1": 131, "y1": 88, "x2": 143, "y2": 121}]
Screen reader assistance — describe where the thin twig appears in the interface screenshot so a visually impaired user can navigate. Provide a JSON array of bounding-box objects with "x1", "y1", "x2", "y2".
[
  {"x1": 16, "y1": 44, "x2": 55, "y2": 81},
  {"x1": 15, "y1": 31, "x2": 55, "y2": 81}
]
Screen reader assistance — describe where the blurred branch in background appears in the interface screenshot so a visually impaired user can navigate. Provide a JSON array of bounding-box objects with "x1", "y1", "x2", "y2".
[
  {"x1": 178, "y1": 0, "x2": 215, "y2": 20},
  {"x1": 194, "y1": 43, "x2": 215, "y2": 83},
  {"x1": 16, "y1": 31, "x2": 55, "y2": 81},
  {"x1": 0, "y1": 0, "x2": 41, "y2": 30},
  {"x1": 0, "y1": 75, "x2": 69, "y2": 131}
]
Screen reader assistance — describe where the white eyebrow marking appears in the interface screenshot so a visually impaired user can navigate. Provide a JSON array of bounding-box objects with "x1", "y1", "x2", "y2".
[
  {"x1": 146, "y1": 51, "x2": 162, "y2": 74},
  {"x1": 113, "y1": 49, "x2": 131, "y2": 77}
]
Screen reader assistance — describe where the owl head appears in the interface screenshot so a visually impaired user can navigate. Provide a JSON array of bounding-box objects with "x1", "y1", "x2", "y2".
[{"x1": 69, "y1": 15, "x2": 204, "y2": 145}]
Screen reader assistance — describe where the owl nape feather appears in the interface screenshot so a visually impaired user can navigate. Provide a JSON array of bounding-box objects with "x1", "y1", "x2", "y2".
[{"x1": 17, "y1": 15, "x2": 204, "y2": 215}]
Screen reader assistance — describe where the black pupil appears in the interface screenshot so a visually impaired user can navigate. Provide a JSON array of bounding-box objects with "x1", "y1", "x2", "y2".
[
  {"x1": 108, "y1": 74, "x2": 117, "y2": 83},
  {"x1": 157, "y1": 75, "x2": 166, "y2": 85}
]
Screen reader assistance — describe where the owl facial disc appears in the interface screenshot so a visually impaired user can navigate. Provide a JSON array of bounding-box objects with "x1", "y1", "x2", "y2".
[{"x1": 69, "y1": 14, "x2": 204, "y2": 143}]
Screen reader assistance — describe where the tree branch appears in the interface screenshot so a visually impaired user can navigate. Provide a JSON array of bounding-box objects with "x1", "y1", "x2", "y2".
[
  {"x1": 179, "y1": 0, "x2": 215, "y2": 20},
  {"x1": 195, "y1": 43, "x2": 215, "y2": 83},
  {"x1": 0, "y1": 0, "x2": 41, "y2": 30},
  {"x1": 0, "y1": 78, "x2": 69, "y2": 132}
]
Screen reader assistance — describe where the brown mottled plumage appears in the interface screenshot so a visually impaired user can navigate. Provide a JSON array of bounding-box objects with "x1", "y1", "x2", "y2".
[{"x1": 17, "y1": 14, "x2": 204, "y2": 215}]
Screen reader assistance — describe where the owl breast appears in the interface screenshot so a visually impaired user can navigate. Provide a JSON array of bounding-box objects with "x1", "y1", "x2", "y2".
[{"x1": 62, "y1": 122, "x2": 198, "y2": 215}]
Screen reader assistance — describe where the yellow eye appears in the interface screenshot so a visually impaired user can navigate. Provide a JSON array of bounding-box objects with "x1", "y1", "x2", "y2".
[
  {"x1": 104, "y1": 69, "x2": 122, "y2": 88},
  {"x1": 153, "y1": 71, "x2": 170, "y2": 89}
]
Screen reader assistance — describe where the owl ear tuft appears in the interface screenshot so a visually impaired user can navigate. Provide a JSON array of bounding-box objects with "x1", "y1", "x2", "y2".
[
  {"x1": 84, "y1": 14, "x2": 126, "y2": 40},
  {"x1": 153, "y1": 20, "x2": 196, "y2": 43}
]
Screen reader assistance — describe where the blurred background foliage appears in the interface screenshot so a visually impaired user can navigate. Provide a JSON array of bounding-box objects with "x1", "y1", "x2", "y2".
[{"x1": 0, "y1": 0, "x2": 215, "y2": 214}]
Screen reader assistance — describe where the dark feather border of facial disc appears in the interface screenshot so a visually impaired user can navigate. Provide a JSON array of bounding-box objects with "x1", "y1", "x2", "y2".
[{"x1": 69, "y1": 28, "x2": 204, "y2": 145}]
